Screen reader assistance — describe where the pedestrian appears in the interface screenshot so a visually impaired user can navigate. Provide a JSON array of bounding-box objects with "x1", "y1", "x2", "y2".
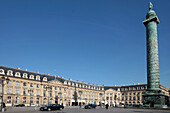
[
  {"x1": 105, "y1": 104, "x2": 109, "y2": 110},
  {"x1": 3, "y1": 102, "x2": 6, "y2": 111}
]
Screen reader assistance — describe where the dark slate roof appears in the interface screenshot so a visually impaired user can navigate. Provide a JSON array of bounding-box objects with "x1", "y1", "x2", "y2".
[
  {"x1": 0, "y1": 65, "x2": 56, "y2": 82},
  {"x1": 0, "y1": 65, "x2": 103, "y2": 89},
  {"x1": 120, "y1": 84, "x2": 147, "y2": 88},
  {"x1": 104, "y1": 86, "x2": 121, "y2": 91}
]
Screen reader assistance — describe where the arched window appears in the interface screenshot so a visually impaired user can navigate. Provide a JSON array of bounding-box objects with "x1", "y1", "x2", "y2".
[
  {"x1": 7, "y1": 70, "x2": 13, "y2": 76},
  {"x1": 23, "y1": 97, "x2": 26, "y2": 103},
  {"x1": 43, "y1": 77, "x2": 47, "y2": 81},
  {"x1": 7, "y1": 96, "x2": 11, "y2": 103},
  {"x1": 30, "y1": 97, "x2": 33, "y2": 104},
  {"x1": 23, "y1": 73, "x2": 28, "y2": 78},
  {"x1": 36, "y1": 98, "x2": 39, "y2": 104},
  {"x1": 15, "y1": 72, "x2": 21, "y2": 77},
  {"x1": 36, "y1": 75, "x2": 40, "y2": 80},
  {"x1": 0, "y1": 69, "x2": 5, "y2": 75},
  {"x1": 49, "y1": 98, "x2": 53, "y2": 104},
  {"x1": 16, "y1": 97, "x2": 19, "y2": 103},
  {"x1": 29, "y1": 75, "x2": 34, "y2": 79},
  {"x1": 43, "y1": 98, "x2": 47, "y2": 104}
]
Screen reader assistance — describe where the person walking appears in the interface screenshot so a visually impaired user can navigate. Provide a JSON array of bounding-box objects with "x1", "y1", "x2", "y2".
[{"x1": 105, "y1": 104, "x2": 109, "y2": 110}]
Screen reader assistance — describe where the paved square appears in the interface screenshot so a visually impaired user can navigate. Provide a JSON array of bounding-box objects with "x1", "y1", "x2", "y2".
[{"x1": 4, "y1": 107, "x2": 170, "y2": 113}]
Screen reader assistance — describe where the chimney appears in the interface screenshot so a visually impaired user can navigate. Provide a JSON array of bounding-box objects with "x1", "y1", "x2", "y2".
[
  {"x1": 137, "y1": 83, "x2": 140, "y2": 85},
  {"x1": 47, "y1": 73, "x2": 50, "y2": 75},
  {"x1": 37, "y1": 72, "x2": 39, "y2": 73},
  {"x1": 123, "y1": 84, "x2": 125, "y2": 86},
  {"x1": 133, "y1": 83, "x2": 136, "y2": 85},
  {"x1": 57, "y1": 76, "x2": 59, "y2": 77},
  {"x1": 76, "y1": 80, "x2": 79, "y2": 82},
  {"x1": 88, "y1": 83, "x2": 91, "y2": 84},
  {"x1": 114, "y1": 85, "x2": 116, "y2": 87},
  {"x1": 82, "y1": 81, "x2": 85, "y2": 83},
  {"x1": 102, "y1": 84, "x2": 105, "y2": 86},
  {"x1": 17, "y1": 67, "x2": 20, "y2": 69},
  {"x1": 61, "y1": 77, "x2": 64, "y2": 79},
  {"x1": 25, "y1": 69, "x2": 27, "y2": 71},
  {"x1": 69, "y1": 78, "x2": 72, "y2": 81}
]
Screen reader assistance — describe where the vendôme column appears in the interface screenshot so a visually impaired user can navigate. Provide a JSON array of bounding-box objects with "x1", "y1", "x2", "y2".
[{"x1": 142, "y1": 2, "x2": 167, "y2": 108}]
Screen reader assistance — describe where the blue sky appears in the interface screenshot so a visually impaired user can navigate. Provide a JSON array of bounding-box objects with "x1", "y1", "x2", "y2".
[{"x1": 0, "y1": 0, "x2": 170, "y2": 88}]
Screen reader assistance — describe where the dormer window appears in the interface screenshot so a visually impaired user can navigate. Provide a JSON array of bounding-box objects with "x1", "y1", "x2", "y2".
[
  {"x1": 29, "y1": 75, "x2": 34, "y2": 79},
  {"x1": 36, "y1": 75, "x2": 40, "y2": 80},
  {"x1": 43, "y1": 77, "x2": 47, "y2": 81},
  {"x1": 23, "y1": 73, "x2": 28, "y2": 78},
  {"x1": 68, "y1": 82, "x2": 71, "y2": 85},
  {"x1": 15, "y1": 72, "x2": 21, "y2": 77},
  {"x1": 64, "y1": 81, "x2": 67, "y2": 85},
  {"x1": 7, "y1": 70, "x2": 13, "y2": 76},
  {"x1": 0, "y1": 69, "x2": 5, "y2": 75},
  {"x1": 72, "y1": 83, "x2": 74, "y2": 86}
]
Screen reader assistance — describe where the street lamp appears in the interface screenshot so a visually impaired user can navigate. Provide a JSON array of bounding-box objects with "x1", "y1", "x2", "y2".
[
  {"x1": 0, "y1": 75, "x2": 10, "y2": 112},
  {"x1": 99, "y1": 93, "x2": 103, "y2": 107},
  {"x1": 73, "y1": 86, "x2": 78, "y2": 106},
  {"x1": 78, "y1": 91, "x2": 82, "y2": 108}
]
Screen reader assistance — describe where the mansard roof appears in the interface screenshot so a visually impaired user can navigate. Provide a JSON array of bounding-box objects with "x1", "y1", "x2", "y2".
[{"x1": 0, "y1": 65, "x2": 103, "y2": 90}]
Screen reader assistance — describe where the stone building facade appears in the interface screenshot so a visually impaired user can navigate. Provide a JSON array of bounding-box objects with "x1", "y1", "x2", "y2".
[{"x1": 0, "y1": 65, "x2": 169, "y2": 107}]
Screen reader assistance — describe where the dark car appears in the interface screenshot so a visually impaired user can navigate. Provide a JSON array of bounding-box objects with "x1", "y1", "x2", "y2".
[
  {"x1": 14, "y1": 104, "x2": 25, "y2": 107},
  {"x1": 40, "y1": 104, "x2": 64, "y2": 111},
  {"x1": 84, "y1": 104, "x2": 96, "y2": 109}
]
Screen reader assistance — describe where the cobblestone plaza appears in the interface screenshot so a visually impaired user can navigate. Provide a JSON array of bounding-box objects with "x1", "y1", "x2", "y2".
[{"x1": 4, "y1": 107, "x2": 170, "y2": 113}]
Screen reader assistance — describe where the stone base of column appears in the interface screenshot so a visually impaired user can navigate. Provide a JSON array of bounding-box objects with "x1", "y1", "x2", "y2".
[{"x1": 142, "y1": 90, "x2": 168, "y2": 108}]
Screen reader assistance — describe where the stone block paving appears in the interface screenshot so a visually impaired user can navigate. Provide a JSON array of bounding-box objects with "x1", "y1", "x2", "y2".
[{"x1": 4, "y1": 107, "x2": 170, "y2": 113}]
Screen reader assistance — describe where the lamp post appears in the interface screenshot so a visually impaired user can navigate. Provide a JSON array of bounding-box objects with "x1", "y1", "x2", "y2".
[
  {"x1": 0, "y1": 76, "x2": 10, "y2": 112},
  {"x1": 99, "y1": 93, "x2": 103, "y2": 107},
  {"x1": 73, "y1": 86, "x2": 78, "y2": 106},
  {"x1": 40, "y1": 78, "x2": 43, "y2": 106},
  {"x1": 78, "y1": 91, "x2": 82, "y2": 108}
]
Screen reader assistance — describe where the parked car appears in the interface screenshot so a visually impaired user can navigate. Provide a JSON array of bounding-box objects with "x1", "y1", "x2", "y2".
[
  {"x1": 14, "y1": 104, "x2": 25, "y2": 107},
  {"x1": 84, "y1": 104, "x2": 96, "y2": 109},
  {"x1": 39, "y1": 104, "x2": 64, "y2": 111},
  {"x1": 30, "y1": 104, "x2": 36, "y2": 107}
]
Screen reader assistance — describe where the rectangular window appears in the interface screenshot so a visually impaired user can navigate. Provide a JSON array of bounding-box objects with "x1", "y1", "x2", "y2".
[
  {"x1": 44, "y1": 90, "x2": 46, "y2": 96},
  {"x1": 8, "y1": 81, "x2": 12, "y2": 85},
  {"x1": 55, "y1": 91, "x2": 58, "y2": 96},
  {"x1": 23, "y1": 82, "x2": 27, "y2": 86},
  {"x1": 55, "y1": 87, "x2": 57, "y2": 90},
  {"x1": 37, "y1": 90, "x2": 40, "y2": 96},
  {"x1": 50, "y1": 91, "x2": 52, "y2": 97},
  {"x1": 64, "y1": 88, "x2": 66, "y2": 91},
  {"x1": 37, "y1": 84, "x2": 39, "y2": 88},
  {"x1": 16, "y1": 81, "x2": 20, "y2": 86},
  {"x1": 23, "y1": 89, "x2": 27, "y2": 95},
  {"x1": 30, "y1": 83, "x2": 33, "y2": 87},
  {"x1": 16, "y1": 88, "x2": 20, "y2": 94},
  {"x1": 8, "y1": 87, "x2": 12, "y2": 94}
]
